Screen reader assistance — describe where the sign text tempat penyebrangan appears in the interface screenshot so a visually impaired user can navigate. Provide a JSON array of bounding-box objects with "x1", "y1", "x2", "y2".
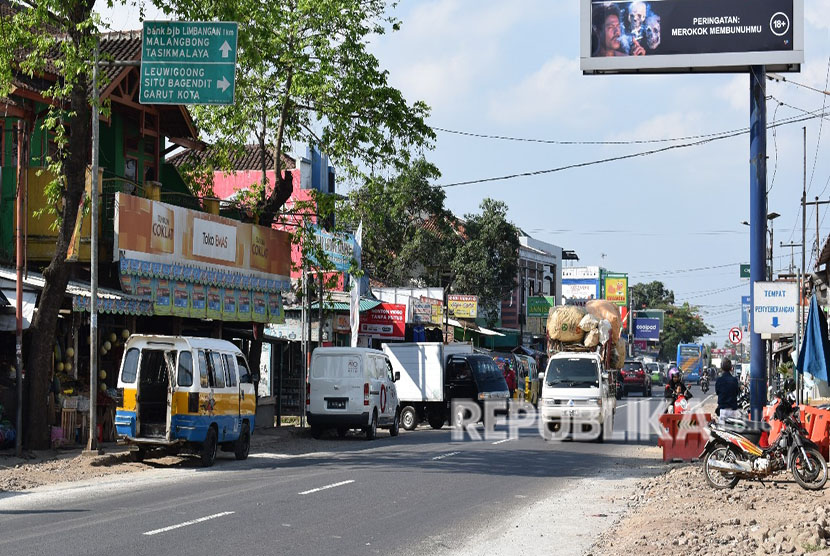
[{"x1": 752, "y1": 281, "x2": 798, "y2": 335}]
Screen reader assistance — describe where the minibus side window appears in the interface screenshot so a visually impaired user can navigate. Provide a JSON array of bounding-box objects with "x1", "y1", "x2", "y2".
[
  {"x1": 197, "y1": 350, "x2": 209, "y2": 388},
  {"x1": 121, "y1": 348, "x2": 139, "y2": 383},
  {"x1": 236, "y1": 355, "x2": 252, "y2": 384},
  {"x1": 209, "y1": 352, "x2": 225, "y2": 388},
  {"x1": 178, "y1": 351, "x2": 194, "y2": 387},
  {"x1": 223, "y1": 354, "x2": 237, "y2": 387}
]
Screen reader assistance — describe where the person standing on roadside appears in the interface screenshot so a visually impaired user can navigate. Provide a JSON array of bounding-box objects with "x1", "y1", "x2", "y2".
[{"x1": 715, "y1": 359, "x2": 741, "y2": 419}]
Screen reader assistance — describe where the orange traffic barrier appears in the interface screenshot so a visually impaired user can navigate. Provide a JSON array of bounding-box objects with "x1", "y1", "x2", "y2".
[
  {"x1": 658, "y1": 413, "x2": 711, "y2": 462},
  {"x1": 804, "y1": 406, "x2": 830, "y2": 461}
]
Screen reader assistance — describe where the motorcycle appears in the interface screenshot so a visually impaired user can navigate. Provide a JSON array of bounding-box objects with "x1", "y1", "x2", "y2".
[
  {"x1": 700, "y1": 375, "x2": 710, "y2": 394},
  {"x1": 665, "y1": 386, "x2": 693, "y2": 414},
  {"x1": 701, "y1": 391, "x2": 828, "y2": 490},
  {"x1": 737, "y1": 385, "x2": 750, "y2": 413}
]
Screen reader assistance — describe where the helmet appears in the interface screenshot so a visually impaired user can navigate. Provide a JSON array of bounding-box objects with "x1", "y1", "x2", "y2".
[
  {"x1": 668, "y1": 367, "x2": 680, "y2": 379},
  {"x1": 783, "y1": 378, "x2": 796, "y2": 392}
]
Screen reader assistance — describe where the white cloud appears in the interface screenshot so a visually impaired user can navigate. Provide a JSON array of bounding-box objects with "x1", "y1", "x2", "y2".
[
  {"x1": 606, "y1": 111, "x2": 706, "y2": 143},
  {"x1": 715, "y1": 75, "x2": 748, "y2": 112},
  {"x1": 806, "y1": 0, "x2": 830, "y2": 31}
]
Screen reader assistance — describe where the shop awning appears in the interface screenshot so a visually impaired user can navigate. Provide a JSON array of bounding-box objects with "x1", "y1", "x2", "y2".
[
  {"x1": 447, "y1": 317, "x2": 504, "y2": 337},
  {"x1": 309, "y1": 299, "x2": 382, "y2": 312},
  {"x1": 0, "y1": 266, "x2": 153, "y2": 316}
]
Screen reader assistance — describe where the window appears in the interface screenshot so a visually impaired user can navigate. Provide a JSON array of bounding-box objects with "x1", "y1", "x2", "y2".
[
  {"x1": 223, "y1": 353, "x2": 237, "y2": 387},
  {"x1": 209, "y1": 352, "x2": 225, "y2": 388},
  {"x1": 121, "y1": 348, "x2": 140, "y2": 383},
  {"x1": 139, "y1": 350, "x2": 168, "y2": 385},
  {"x1": 447, "y1": 359, "x2": 471, "y2": 382},
  {"x1": 177, "y1": 351, "x2": 193, "y2": 387},
  {"x1": 371, "y1": 357, "x2": 386, "y2": 379},
  {"x1": 125, "y1": 157, "x2": 138, "y2": 182},
  {"x1": 197, "y1": 350, "x2": 209, "y2": 387},
  {"x1": 237, "y1": 355, "x2": 252, "y2": 384},
  {"x1": 385, "y1": 358, "x2": 394, "y2": 381}
]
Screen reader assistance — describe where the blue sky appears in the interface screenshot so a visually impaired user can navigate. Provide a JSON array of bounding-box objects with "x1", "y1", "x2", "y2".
[{"x1": 100, "y1": 1, "x2": 830, "y2": 345}]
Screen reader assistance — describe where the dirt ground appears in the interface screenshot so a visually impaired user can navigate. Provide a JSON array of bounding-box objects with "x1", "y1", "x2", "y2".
[
  {"x1": 588, "y1": 464, "x2": 830, "y2": 556},
  {"x1": 0, "y1": 425, "x2": 336, "y2": 492}
]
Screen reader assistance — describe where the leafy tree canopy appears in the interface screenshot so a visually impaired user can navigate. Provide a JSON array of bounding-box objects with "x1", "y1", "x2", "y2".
[
  {"x1": 631, "y1": 280, "x2": 675, "y2": 310},
  {"x1": 660, "y1": 303, "x2": 713, "y2": 361}
]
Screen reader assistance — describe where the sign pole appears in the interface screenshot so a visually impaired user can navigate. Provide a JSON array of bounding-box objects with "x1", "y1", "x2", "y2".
[
  {"x1": 86, "y1": 42, "x2": 100, "y2": 454},
  {"x1": 749, "y1": 65, "x2": 768, "y2": 420}
]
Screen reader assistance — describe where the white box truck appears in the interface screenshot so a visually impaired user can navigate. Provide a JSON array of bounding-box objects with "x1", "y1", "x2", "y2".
[{"x1": 382, "y1": 342, "x2": 509, "y2": 430}]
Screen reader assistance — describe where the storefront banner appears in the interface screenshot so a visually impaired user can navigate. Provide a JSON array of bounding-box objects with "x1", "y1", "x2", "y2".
[
  {"x1": 307, "y1": 225, "x2": 356, "y2": 272},
  {"x1": 115, "y1": 193, "x2": 291, "y2": 292},
  {"x1": 207, "y1": 286, "x2": 222, "y2": 320},
  {"x1": 582, "y1": 0, "x2": 803, "y2": 74},
  {"x1": 411, "y1": 298, "x2": 435, "y2": 324},
  {"x1": 221, "y1": 288, "x2": 238, "y2": 321},
  {"x1": 237, "y1": 289, "x2": 252, "y2": 322},
  {"x1": 604, "y1": 275, "x2": 628, "y2": 307},
  {"x1": 172, "y1": 280, "x2": 190, "y2": 317},
  {"x1": 333, "y1": 314, "x2": 351, "y2": 332},
  {"x1": 155, "y1": 279, "x2": 172, "y2": 315},
  {"x1": 191, "y1": 283, "x2": 207, "y2": 318},
  {"x1": 252, "y1": 291, "x2": 267, "y2": 323},
  {"x1": 448, "y1": 295, "x2": 478, "y2": 319},
  {"x1": 360, "y1": 303, "x2": 406, "y2": 340},
  {"x1": 267, "y1": 292, "x2": 284, "y2": 324},
  {"x1": 527, "y1": 296, "x2": 555, "y2": 318}
]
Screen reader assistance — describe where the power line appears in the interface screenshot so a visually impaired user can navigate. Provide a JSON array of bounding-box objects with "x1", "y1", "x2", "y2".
[{"x1": 436, "y1": 109, "x2": 830, "y2": 188}]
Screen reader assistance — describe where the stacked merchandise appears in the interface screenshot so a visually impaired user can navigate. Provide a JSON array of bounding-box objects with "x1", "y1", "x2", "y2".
[{"x1": 546, "y1": 300, "x2": 625, "y2": 369}]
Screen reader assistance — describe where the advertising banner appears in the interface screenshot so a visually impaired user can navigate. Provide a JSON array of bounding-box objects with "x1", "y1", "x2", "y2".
[
  {"x1": 448, "y1": 295, "x2": 478, "y2": 319},
  {"x1": 420, "y1": 296, "x2": 443, "y2": 325},
  {"x1": 252, "y1": 291, "x2": 268, "y2": 323},
  {"x1": 154, "y1": 279, "x2": 172, "y2": 315},
  {"x1": 307, "y1": 226, "x2": 356, "y2": 272},
  {"x1": 581, "y1": 0, "x2": 803, "y2": 74},
  {"x1": 411, "y1": 298, "x2": 434, "y2": 324},
  {"x1": 237, "y1": 290, "x2": 252, "y2": 322},
  {"x1": 172, "y1": 280, "x2": 190, "y2": 317},
  {"x1": 191, "y1": 284, "x2": 207, "y2": 319},
  {"x1": 562, "y1": 278, "x2": 599, "y2": 302},
  {"x1": 741, "y1": 295, "x2": 751, "y2": 328},
  {"x1": 604, "y1": 274, "x2": 628, "y2": 306},
  {"x1": 207, "y1": 286, "x2": 222, "y2": 320},
  {"x1": 527, "y1": 296, "x2": 555, "y2": 318},
  {"x1": 114, "y1": 193, "x2": 291, "y2": 292},
  {"x1": 634, "y1": 318, "x2": 661, "y2": 340},
  {"x1": 360, "y1": 303, "x2": 406, "y2": 340}
]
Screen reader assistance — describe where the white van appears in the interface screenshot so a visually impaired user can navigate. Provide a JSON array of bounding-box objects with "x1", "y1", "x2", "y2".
[
  {"x1": 539, "y1": 351, "x2": 615, "y2": 441},
  {"x1": 114, "y1": 335, "x2": 256, "y2": 467},
  {"x1": 307, "y1": 347, "x2": 400, "y2": 439}
]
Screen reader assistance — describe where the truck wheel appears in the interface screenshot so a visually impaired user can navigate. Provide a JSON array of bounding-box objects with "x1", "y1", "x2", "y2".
[
  {"x1": 428, "y1": 412, "x2": 444, "y2": 430},
  {"x1": 389, "y1": 411, "x2": 400, "y2": 437},
  {"x1": 401, "y1": 406, "x2": 418, "y2": 431},
  {"x1": 234, "y1": 423, "x2": 250, "y2": 460},
  {"x1": 200, "y1": 427, "x2": 218, "y2": 467}
]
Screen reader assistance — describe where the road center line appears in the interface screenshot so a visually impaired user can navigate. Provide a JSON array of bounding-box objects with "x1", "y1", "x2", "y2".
[
  {"x1": 144, "y1": 511, "x2": 235, "y2": 536},
  {"x1": 298, "y1": 479, "x2": 355, "y2": 495},
  {"x1": 492, "y1": 438, "x2": 513, "y2": 445},
  {"x1": 432, "y1": 451, "x2": 460, "y2": 460}
]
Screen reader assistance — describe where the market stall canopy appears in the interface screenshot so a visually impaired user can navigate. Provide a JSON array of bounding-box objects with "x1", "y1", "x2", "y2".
[{"x1": 446, "y1": 317, "x2": 504, "y2": 337}]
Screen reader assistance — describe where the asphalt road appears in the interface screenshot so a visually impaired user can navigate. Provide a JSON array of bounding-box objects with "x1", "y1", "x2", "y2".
[{"x1": 0, "y1": 390, "x2": 704, "y2": 556}]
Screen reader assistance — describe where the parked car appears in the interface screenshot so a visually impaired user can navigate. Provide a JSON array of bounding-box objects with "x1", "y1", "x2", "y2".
[
  {"x1": 620, "y1": 359, "x2": 652, "y2": 397},
  {"x1": 307, "y1": 347, "x2": 400, "y2": 440}
]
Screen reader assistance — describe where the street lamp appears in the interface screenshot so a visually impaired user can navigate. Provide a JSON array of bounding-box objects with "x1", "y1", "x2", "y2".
[{"x1": 741, "y1": 211, "x2": 781, "y2": 280}]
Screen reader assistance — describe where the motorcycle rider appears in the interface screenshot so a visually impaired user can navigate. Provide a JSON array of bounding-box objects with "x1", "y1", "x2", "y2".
[
  {"x1": 664, "y1": 368, "x2": 692, "y2": 412},
  {"x1": 715, "y1": 359, "x2": 741, "y2": 420}
]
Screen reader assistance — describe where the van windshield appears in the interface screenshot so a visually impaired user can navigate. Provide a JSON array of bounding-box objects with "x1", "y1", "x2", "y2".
[
  {"x1": 469, "y1": 357, "x2": 509, "y2": 392},
  {"x1": 545, "y1": 358, "x2": 599, "y2": 388}
]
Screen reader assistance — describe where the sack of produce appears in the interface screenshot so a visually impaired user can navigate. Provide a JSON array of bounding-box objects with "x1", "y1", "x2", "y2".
[
  {"x1": 612, "y1": 338, "x2": 627, "y2": 369},
  {"x1": 547, "y1": 305, "x2": 587, "y2": 342},
  {"x1": 586, "y1": 300, "x2": 622, "y2": 343},
  {"x1": 583, "y1": 328, "x2": 600, "y2": 348},
  {"x1": 597, "y1": 319, "x2": 612, "y2": 345},
  {"x1": 578, "y1": 313, "x2": 599, "y2": 332}
]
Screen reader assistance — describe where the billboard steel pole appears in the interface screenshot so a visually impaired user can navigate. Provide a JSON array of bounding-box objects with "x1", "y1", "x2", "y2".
[{"x1": 749, "y1": 65, "x2": 768, "y2": 420}]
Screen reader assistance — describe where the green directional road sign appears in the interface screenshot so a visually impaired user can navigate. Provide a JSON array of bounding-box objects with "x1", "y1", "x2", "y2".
[
  {"x1": 740, "y1": 264, "x2": 750, "y2": 278},
  {"x1": 140, "y1": 21, "x2": 238, "y2": 105}
]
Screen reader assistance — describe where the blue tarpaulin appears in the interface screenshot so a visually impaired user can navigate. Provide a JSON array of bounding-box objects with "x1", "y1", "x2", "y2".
[{"x1": 797, "y1": 294, "x2": 830, "y2": 382}]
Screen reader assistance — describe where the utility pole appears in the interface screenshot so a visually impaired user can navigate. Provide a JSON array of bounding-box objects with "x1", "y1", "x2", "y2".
[
  {"x1": 782, "y1": 240, "x2": 803, "y2": 398},
  {"x1": 86, "y1": 42, "x2": 100, "y2": 455},
  {"x1": 519, "y1": 268, "x2": 525, "y2": 347},
  {"x1": 15, "y1": 120, "x2": 26, "y2": 457}
]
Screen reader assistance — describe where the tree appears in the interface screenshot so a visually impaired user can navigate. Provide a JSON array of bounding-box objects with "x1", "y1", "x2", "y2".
[
  {"x1": 630, "y1": 281, "x2": 675, "y2": 309},
  {"x1": 156, "y1": 0, "x2": 434, "y2": 223},
  {"x1": 451, "y1": 199, "x2": 520, "y2": 327},
  {"x1": 0, "y1": 0, "x2": 105, "y2": 448},
  {"x1": 343, "y1": 159, "x2": 456, "y2": 286},
  {"x1": 659, "y1": 304, "x2": 713, "y2": 361}
]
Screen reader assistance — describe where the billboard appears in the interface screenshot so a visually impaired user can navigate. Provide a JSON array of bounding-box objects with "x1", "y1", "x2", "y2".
[
  {"x1": 527, "y1": 296, "x2": 555, "y2": 318},
  {"x1": 562, "y1": 278, "x2": 600, "y2": 302},
  {"x1": 634, "y1": 318, "x2": 661, "y2": 340},
  {"x1": 581, "y1": 0, "x2": 803, "y2": 74},
  {"x1": 604, "y1": 274, "x2": 628, "y2": 307},
  {"x1": 360, "y1": 303, "x2": 406, "y2": 340},
  {"x1": 448, "y1": 295, "x2": 478, "y2": 319}
]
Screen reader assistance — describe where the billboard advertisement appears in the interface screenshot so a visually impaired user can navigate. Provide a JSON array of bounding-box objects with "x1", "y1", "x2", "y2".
[
  {"x1": 604, "y1": 274, "x2": 628, "y2": 307},
  {"x1": 581, "y1": 0, "x2": 803, "y2": 74},
  {"x1": 360, "y1": 303, "x2": 406, "y2": 340},
  {"x1": 448, "y1": 295, "x2": 478, "y2": 319},
  {"x1": 562, "y1": 278, "x2": 600, "y2": 302},
  {"x1": 634, "y1": 318, "x2": 661, "y2": 340}
]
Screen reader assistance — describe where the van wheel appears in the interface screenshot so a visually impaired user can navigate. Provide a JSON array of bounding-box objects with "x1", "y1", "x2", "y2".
[
  {"x1": 234, "y1": 423, "x2": 250, "y2": 460},
  {"x1": 428, "y1": 412, "x2": 444, "y2": 430},
  {"x1": 390, "y1": 411, "x2": 400, "y2": 437},
  {"x1": 365, "y1": 411, "x2": 378, "y2": 440},
  {"x1": 401, "y1": 406, "x2": 417, "y2": 431},
  {"x1": 200, "y1": 427, "x2": 218, "y2": 467}
]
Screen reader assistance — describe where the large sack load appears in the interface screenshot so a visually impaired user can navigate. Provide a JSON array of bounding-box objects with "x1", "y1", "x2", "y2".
[
  {"x1": 547, "y1": 305, "x2": 586, "y2": 343},
  {"x1": 611, "y1": 338, "x2": 627, "y2": 369},
  {"x1": 578, "y1": 313, "x2": 599, "y2": 332},
  {"x1": 583, "y1": 328, "x2": 600, "y2": 348},
  {"x1": 586, "y1": 300, "x2": 622, "y2": 343}
]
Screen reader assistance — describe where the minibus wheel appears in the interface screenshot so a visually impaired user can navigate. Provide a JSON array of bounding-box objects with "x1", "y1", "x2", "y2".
[
  {"x1": 234, "y1": 423, "x2": 250, "y2": 460},
  {"x1": 200, "y1": 427, "x2": 218, "y2": 467}
]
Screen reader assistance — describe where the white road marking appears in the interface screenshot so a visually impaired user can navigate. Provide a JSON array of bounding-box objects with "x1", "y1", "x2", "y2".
[
  {"x1": 492, "y1": 438, "x2": 513, "y2": 445},
  {"x1": 143, "y1": 511, "x2": 235, "y2": 536},
  {"x1": 432, "y1": 451, "x2": 460, "y2": 460},
  {"x1": 298, "y1": 479, "x2": 355, "y2": 495}
]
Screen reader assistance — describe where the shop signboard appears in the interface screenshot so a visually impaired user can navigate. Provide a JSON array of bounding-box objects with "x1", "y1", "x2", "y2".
[
  {"x1": 448, "y1": 295, "x2": 478, "y2": 319},
  {"x1": 604, "y1": 274, "x2": 628, "y2": 307},
  {"x1": 360, "y1": 303, "x2": 406, "y2": 340},
  {"x1": 581, "y1": 0, "x2": 803, "y2": 74},
  {"x1": 527, "y1": 296, "x2": 555, "y2": 318},
  {"x1": 420, "y1": 296, "x2": 443, "y2": 325},
  {"x1": 114, "y1": 193, "x2": 291, "y2": 292},
  {"x1": 411, "y1": 298, "x2": 435, "y2": 324},
  {"x1": 307, "y1": 225, "x2": 356, "y2": 272},
  {"x1": 634, "y1": 318, "x2": 661, "y2": 340}
]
